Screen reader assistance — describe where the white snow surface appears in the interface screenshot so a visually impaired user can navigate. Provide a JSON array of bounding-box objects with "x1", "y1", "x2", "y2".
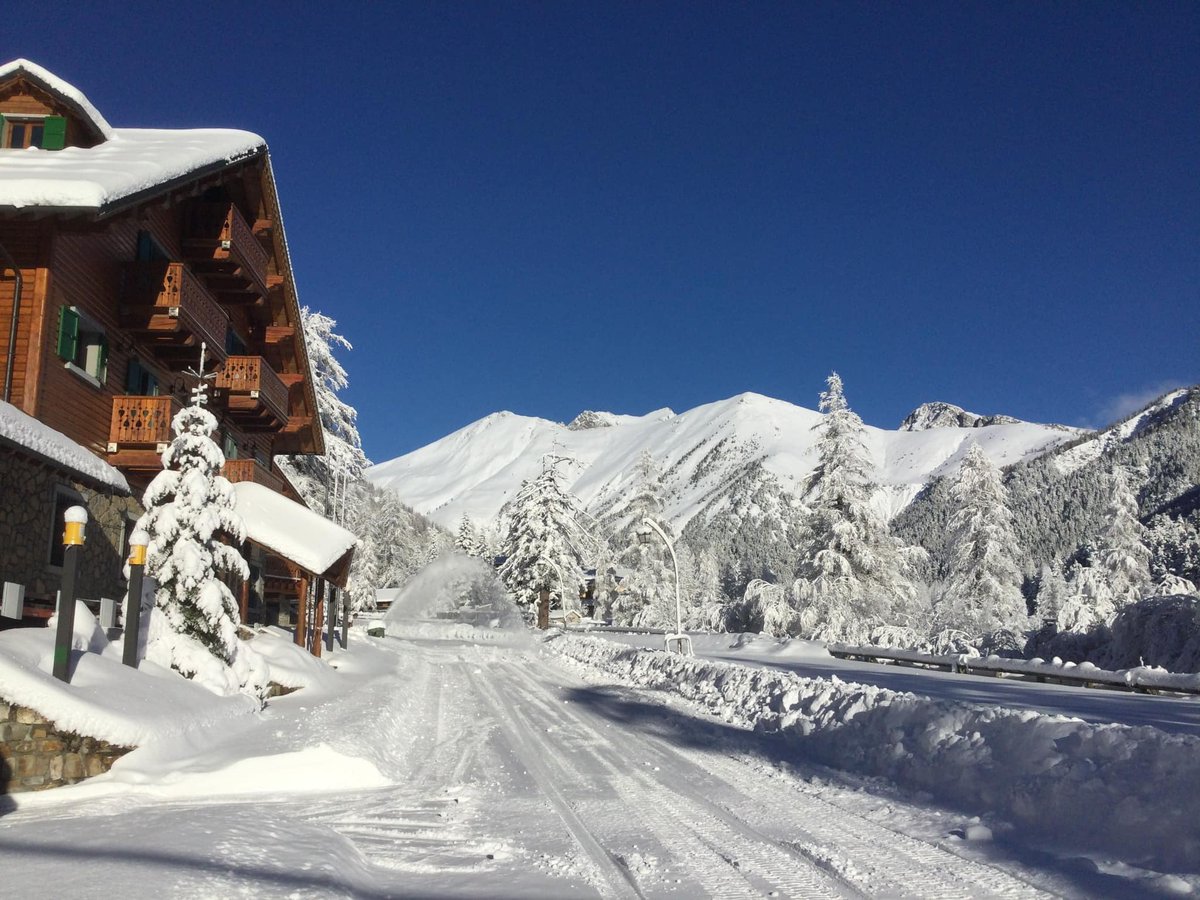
[
  {"x1": 552, "y1": 633, "x2": 1200, "y2": 871},
  {"x1": 0, "y1": 58, "x2": 114, "y2": 139},
  {"x1": 0, "y1": 125, "x2": 264, "y2": 210},
  {"x1": 0, "y1": 398, "x2": 129, "y2": 492},
  {"x1": 367, "y1": 391, "x2": 1080, "y2": 529},
  {"x1": 232, "y1": 481, "x2": 357, "y2": 576},
  {"x1": 2, "y1": 621, "x2": 1196, "y2": 895}
]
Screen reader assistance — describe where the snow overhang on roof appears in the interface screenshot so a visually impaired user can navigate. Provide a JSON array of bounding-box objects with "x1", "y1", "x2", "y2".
[
  {"x1": 0, "y1": 399, "x2": 130, "y2": 493},
  {"x1": 232, "y1": 482, "x2": 358, "y2": 582},
  {"x1": 0, "y1": 59, "x2": 266, "y2": 217}
]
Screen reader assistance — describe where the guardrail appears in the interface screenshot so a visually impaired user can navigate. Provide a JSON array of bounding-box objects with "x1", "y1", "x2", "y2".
[{"x1": 828, "y1": 643, "x2": 1200, "y2": 696}]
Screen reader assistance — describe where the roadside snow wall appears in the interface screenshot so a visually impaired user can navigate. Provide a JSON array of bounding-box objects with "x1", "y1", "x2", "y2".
[{"x1": 551, "y1": 634, "x2": 1200, "y2": 872}]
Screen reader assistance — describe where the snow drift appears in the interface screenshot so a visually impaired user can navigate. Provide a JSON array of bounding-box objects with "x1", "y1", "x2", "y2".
[{"x1": 552, "y1": 634, "x2": 1200, "y2": 871}]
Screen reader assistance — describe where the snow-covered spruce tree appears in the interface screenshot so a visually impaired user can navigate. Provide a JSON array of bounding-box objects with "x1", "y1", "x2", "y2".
[
  {"x1": 792, "y1": 372, "x2": 915, "y2": 641},
  {"x1": 497, "y1": 457, "x2": 591, "y2": 618},
  {"x1": 1098, "y1": 466, "x2": 1152, "y2": 610},
  {"x1": 455, "y1": 513, "x2": 484, "y2": 558},
  {"x1": 935, "y1": 442, "x2": 1028, "y2": 639},
  {"x1": 136, "y1": 374, "x2": 265, "y2": 698},
  {"x1": 276, "y1": 307, "x2": 370, "y2": 507},
  {"x1": 608, "y1": 452, "x2": 677, "y2": 627}
]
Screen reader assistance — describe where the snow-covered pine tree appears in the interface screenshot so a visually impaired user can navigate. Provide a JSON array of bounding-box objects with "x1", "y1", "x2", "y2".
[
  {"x1": 455, "y1": 513, "x2": 483, "y2": 558},
  {"x1": 1098, "y1": 466, "x2": 1152, "y2": 609},
  {"x1": 1056, "y1": 560, "x2": 1111, "y2": 632},
  {"x1": 136, "y1": 353, "x2": 265, "y2": 698},
  {"x1": 610, "y1": 452, "x2": 677, "y2": 627},
  {"x1": 793, "y1": 372, "x2": 913, "y2": 641},
  {"x1": 276, "y1": 308, "x2": 370, "y2": 508},
  {"x1": 935, "y1": 442, "x2": 1028, "y2": 638},
  {"x1": 497, "y1": 456, "x2": 591, "y2": 617}
]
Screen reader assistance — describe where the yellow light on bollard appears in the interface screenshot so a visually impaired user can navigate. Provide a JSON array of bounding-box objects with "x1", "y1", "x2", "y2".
[
  {"x1": 128, "y1": 529, "x2": 149, "y2": 566},
  {"x1": 63, "y1": 505, "x2": 88, "y2": 546}
]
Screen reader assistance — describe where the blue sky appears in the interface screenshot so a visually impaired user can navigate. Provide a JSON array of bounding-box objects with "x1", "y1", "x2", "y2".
[{"x1": 8, "y1": 2, "x2": 1198, "y2": 460}]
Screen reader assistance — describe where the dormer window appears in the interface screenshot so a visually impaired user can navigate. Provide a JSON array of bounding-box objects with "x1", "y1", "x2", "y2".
[{"x1": 0, "y1": 114, "x2": 66, "y2": 149}]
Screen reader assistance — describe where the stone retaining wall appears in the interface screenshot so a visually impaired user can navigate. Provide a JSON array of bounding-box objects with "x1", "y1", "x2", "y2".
[{"x1": 0, "y1": 698, "x2": 131, "y2": 792}]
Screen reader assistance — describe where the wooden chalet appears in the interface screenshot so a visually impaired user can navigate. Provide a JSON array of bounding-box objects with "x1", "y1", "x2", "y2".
[{"x1": 0, "y1": 59, "x2": 353, "y2": 654}]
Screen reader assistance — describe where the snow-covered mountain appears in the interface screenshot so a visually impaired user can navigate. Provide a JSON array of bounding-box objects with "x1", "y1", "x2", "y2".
[
  {"x1": 367, "y1": 392, "x2": 1080, "y2": 531},
  {"x1": 899, "y1": 401, "x2": 1024, "y2": 431}
]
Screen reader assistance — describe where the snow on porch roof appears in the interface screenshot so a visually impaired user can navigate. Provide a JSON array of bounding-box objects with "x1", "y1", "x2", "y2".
[
  {"x1": 232, "y1": 482, "x2": 357, "y2": 578},
  {"x1": 0, "y1": 398, "x2": 129, "y2": 493}
]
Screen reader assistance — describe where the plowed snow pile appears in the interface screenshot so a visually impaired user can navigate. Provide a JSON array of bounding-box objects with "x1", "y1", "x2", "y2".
[{"x1": 551, "y1": 634, "x2": 1200, "y2": 871}]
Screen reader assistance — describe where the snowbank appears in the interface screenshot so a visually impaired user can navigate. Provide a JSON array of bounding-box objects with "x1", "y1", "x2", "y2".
[
  {"x1": 0, "y1": 608, "x2": 258, "y2": 747},
  {"x1": 551, "y1": 634, "x2": 1200, "y2": 871},
  {"x1": 246, "y1": 626, "x2": 339, "y2": 691}
]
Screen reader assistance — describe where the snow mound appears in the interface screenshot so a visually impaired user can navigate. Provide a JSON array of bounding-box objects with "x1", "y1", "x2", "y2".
[{"x1": 552, "y1": 635, "x2": 1200, "y2": 871}]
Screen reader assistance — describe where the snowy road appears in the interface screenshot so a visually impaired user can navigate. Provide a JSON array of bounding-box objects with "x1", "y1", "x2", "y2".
[{"x1": 0, "y1": 629, "x2": 1106, "y2": 897}]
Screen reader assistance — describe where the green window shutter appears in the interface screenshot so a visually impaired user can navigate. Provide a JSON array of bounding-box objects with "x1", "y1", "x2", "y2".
[
  {"x1": 97, "y1": 335, "x2": 109, "y2": 381},
  {"x1": 0, "y1": 114, "x2": 6, "y2": 147},
  {"x1": 56, "y1": 307, "x2": 79, "y2": 360},
  {"x1": 41, "y1": 116, "x2": 66, "y2": 150}
]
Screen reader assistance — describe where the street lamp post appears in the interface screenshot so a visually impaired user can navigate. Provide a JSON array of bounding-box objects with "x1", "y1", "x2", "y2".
[
  {"x1": 637, "y1": 517, "x2": 693, "y2": 655},
  {"x1": 542, "y1": 557, "x2": 574, "y2": 625}
]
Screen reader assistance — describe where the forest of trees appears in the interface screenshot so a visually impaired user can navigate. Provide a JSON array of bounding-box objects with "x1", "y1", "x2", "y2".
[{"x1": 282, "y1": 312, "x2": 1200, "y2": 666}]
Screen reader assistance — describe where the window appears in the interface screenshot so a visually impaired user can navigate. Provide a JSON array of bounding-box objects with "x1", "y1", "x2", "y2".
[
  {"x1": 136, "y1": 230, "x2": 170, "y2": 262},
  {"x1": 125, "y1": 358, "x2": 160, "y2": 396},
  {"x1": 0, "y1": 114, "x2": 66, "y2": 150},
  {"x1": 222, "y1": 432, "x2": 239, "y2": 460},
  {"x1": 47, "y1": 486, "x2": 84, "y2": 569},
  {"x1": 57, "y1": 306, "x2": 108, "y2": 387}
]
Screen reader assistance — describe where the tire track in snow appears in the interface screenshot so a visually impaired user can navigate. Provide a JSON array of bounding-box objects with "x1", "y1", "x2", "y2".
[
  {"x1": 497, "y1": 657, "x2": 854, "y2": 898},
  {"x1": 517, "y1": 653, "x2": 1050, "y2": 899}
]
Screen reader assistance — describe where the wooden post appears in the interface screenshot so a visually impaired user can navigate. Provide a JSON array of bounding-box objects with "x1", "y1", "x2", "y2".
[
  {"x1": 295, "y1": 573, "x2": 309, "y2": 648},
  {"x1": 537, "y1": 588, "x2": 550, "y2": 630},
  {"x1": 239, "y1": 576, "x2": 250, "y2": 626},
  {"x1": 312, "y1": 579, "x2": 325, "y2": 658}
]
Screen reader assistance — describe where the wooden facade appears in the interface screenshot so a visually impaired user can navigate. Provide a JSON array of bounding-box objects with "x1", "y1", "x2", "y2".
[{"x1": 0, "y1": 61, "x2": 343, "y2": 650}]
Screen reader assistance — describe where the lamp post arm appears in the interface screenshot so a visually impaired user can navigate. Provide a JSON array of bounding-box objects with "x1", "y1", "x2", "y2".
[{"x1": 641, "y1": 517, "x2": 682, "y2": 634}]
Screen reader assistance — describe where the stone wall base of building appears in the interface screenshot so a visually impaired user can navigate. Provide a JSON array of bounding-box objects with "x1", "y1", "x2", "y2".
[{"x1": 0, "y1": 698, "x2": 131, "y2": 792}]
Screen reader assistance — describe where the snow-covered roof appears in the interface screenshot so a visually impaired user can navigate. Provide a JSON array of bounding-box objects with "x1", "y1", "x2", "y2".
[
  {"x1": 232, "y1": 482, "x2": 357, "y2": 577},
  {"x1": 0, "y1": 59, "x2": 265, "y2": 215},
  {"x1": 0, "y1": 58, "x2": 114, "y2": 140},
  {"x1": 0, "y1": 398, "x2": 129, "y2": 492},
  {"x1": 0, "y1": 127, "x2": 265, "y2": 213}
]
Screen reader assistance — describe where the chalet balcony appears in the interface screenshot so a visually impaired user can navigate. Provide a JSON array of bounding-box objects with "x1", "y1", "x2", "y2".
[
  {"x1": 183, "y1": 202, "x2": 270, "y2": 303},
  {"x1": 213, "y1": 355, "x2": 289, "y2": 431},
  {"x1": 221, "y1": 457, "x2": 286, "y2": 494},
  {"x1": 106, "y1": 395, "x2": 180, "y2": 471},
  {"x1": 121, "y1": 261, "x2": 230, "y2": 366}
]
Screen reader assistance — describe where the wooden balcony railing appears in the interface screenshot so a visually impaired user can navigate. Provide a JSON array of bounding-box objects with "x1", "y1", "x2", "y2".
[
  {"x1": 107, "y1": 395, "x2": 180, "y2": 470},
  {"x1": 214, "y1": 355, "x2": 289, "y2": 430},
  {"x1": 183, "y1": 202, "x2": 270, "y2": 301},
  {"x1": 221, "y1": 458, "x2": 285, "y2": 494},
  {"x1": 122, "y1": 261, "x2": 230, "y2": 364}
]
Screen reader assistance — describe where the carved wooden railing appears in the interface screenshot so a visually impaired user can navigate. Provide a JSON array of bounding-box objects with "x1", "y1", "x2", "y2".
[
  {"x1": 108, "y1": 395, "x2": 179, "y2": 448},
  {"x1": 221, "y1": 458, "x2": 285, "y2": 493},
  {"x1": 185, "y1": 202, "x2": 269, "y2": 295},
  {"x1": 215, "y1": 355, "x2": 289, "y2": 426},
  {"x1": 123, "y1": 261, "x2": 230, "y2": 358}
]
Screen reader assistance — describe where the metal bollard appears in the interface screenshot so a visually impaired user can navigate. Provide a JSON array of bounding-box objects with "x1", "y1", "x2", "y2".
[
  {"x1": 123, "y1": 530, "x2": 149, "y2": 668},
  {"x1": 52, "y1": 505, "x2": 87, "y2": 683}
]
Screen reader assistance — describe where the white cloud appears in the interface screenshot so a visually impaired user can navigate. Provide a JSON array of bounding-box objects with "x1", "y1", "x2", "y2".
[{"x1": 1093, "y1": 381, "x2": 1183, "y2": 428}]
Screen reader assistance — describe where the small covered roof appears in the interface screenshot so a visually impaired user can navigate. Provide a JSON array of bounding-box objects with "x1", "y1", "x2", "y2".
[
  {"x1": 0, "y1": 398, "x2": 129, "y2": 493},
  {"x1": 232, "y1": 482, "x2": 358, "y2": 584},
  {"x1": 0, "y1": 58, "x2": 114, "y2": 140}
]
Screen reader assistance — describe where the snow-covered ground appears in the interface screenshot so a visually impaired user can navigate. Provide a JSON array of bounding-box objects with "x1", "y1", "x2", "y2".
[{"x1": 4, "y1": 622, "x2": 1198, "y2": 897}]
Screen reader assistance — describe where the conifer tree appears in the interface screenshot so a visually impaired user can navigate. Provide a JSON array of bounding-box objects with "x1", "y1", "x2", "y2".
[
  {"x1": 136, "y1": 353, "x2": 264, "y2": 698},
  {"x1": 455, "y1": 513, "x2": 483, "y2": 557},
  {"x1": 611, "y1": 452, "x2": 676, "y2": 626},
  {"x1": 793, "y1": 372, "x2": 913, "y2": 640},
  {"x1": 936, "y1": 442, "x2": 1028, "y2": 638},
  {"x1": 497, "y1": 457, "x2": 591, "y2": 616},
  {"x1": 1098, "y1": 466, "x2": 1152, "y2": 609}
]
